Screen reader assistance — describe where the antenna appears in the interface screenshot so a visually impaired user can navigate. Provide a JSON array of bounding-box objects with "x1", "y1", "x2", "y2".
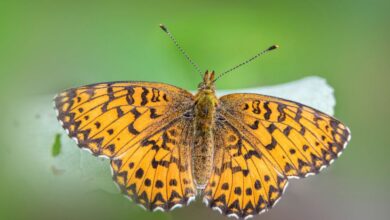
[
  {"x1": 213, "y1": 45, "x2": 279, "y2": 82},
  {"x1": 159, "y1": 24, "x2": 203, "y2": 77}
]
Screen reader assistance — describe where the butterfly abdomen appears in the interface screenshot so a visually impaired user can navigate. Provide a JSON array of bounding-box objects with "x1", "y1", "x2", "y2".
[{"x1": 192, "y1": 90, "x2": 218, "y2": 188}]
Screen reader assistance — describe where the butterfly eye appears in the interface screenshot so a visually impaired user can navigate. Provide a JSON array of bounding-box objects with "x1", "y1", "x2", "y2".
[{"x1": 183, "y1": 111, "x2": 194, "y2": 118}]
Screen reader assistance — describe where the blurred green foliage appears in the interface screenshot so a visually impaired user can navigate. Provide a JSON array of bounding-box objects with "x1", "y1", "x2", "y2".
[
  {"x1": 0, "y1": 0, "x2": 389, "y2": 219},
  {"x1": 51, "y1": 133, "x2": 61, "y2": 157}
]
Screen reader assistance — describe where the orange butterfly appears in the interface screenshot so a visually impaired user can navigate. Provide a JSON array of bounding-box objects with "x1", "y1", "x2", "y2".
[{"x1": 54, "y1": 25, "x2": 350, "y2": 219}]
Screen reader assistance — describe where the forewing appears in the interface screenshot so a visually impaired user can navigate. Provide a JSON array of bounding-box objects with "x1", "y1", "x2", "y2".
[
  {"x1": 54, "y1": 82, "x2": 194, "y2": 158},
  {"x1": 111, "y1": 117, "x2": 197, "y2": 211},
  {"x1": 203, "y1": 120, "x2": 288, "y2": 218},
  {"x1": 218, "y1": 93, "x2": 351, "y2": 178}
]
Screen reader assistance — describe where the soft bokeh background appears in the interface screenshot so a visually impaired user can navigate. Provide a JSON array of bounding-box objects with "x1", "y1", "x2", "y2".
[{"x1": 0, "y1": 0, "x2": 389, "y2": 219}]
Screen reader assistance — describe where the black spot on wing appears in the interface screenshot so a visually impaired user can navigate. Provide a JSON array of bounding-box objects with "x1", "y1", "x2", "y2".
[
  {"x1": 252, "y1": 100, "x2": 261, "y2": 114},
  {"x1": 116, "y1": 107, "x2": 124, "y2": 117},
  {"x1": 140, "y1": 87, "x2": 149, "y2": 106},
  {"x1": 277, "y1": 104, "x2": 287, "y2": 122},
  {"x1": 254, "y1": 180, "x2": 261, "y2": 190},
  {"x1": 126, "y1": 86, "x2": 135, "y2": 105},
  {"x1": 263, "y1": 101, "x2": 271, "y2": 120},
  {"x1": 128, "y1": 122, "x2": 140, "y2": 135},
  {"x1": 267, "y1": 124, "x2": 277, "y2": 133},
  {"x1": 155, "y1": 180, "x2": 164, "y2": 188},
  {"x1": 234, "y1": 187, "x2": 242, "y2": 195},
  {"x1": 265, "y1": 138, "x2": 277, "y2": 150},
  {"x1": 151, "y1": 88, "x2": 161, "y2": 102},
  {"x1": 295, "y1": 108, "x2": 303, "y2": 121},
  {"x1": 248, "y1": 120, "x2": 259, "y2": 130},
  {"x1": 149, "y1": 108, "x2": 162, "y2": 118},
  {"x1": 135, "y1": 168, "x2": 144, "y2": 179},
  {"x1": 283, "y1": 126, "x2": 292, "y2": 136},
  {"x1": 130, "y1": 108, "x2": 141, "y2": 119}
]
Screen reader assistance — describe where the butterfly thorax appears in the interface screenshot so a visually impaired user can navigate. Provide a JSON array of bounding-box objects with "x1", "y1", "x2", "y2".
[{"x1": 192, "y1": 71, "x2": 219, "y2": 188}]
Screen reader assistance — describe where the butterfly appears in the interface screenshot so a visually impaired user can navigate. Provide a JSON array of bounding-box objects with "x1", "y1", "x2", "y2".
[{"x1": 54, "y1": 25, "x2": 351, "y2": 219}]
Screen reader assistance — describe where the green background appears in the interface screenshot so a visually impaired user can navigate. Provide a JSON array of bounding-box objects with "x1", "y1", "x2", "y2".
[{"x1": 0, "y1": 0, "x2": 389, "y2": 219}]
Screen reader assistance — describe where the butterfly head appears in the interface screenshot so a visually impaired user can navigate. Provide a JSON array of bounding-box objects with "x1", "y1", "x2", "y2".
[{"x1": 198, "y1": 70, "x2": 216, "y2": 91}]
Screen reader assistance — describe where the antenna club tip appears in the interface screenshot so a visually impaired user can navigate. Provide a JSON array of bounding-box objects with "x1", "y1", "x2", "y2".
[
  {"x1": 159, "y1": 24, "x2": 168, "y2": 32},
  {"x1": 268, "y1": 44, "x2": 279, "y2": 51}
]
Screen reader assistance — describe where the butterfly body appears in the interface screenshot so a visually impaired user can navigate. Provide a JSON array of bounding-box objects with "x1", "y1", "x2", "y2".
[
  {"x1": 54, "y1": 71, "x2": 350, "y2": 219},
  {"x1": 192, "y1": 71, "x2": 218, "y2": 188}
]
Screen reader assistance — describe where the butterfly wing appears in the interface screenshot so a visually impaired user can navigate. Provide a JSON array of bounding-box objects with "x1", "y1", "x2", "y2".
[
  {"x1": 203, "y1": 118, "x2": 288, "y2": 218},
  {"x1": 204, "y1": 93, "x2": 350, "y2": 218},
  {"x1": 218, "y1": 93, "x2": 351, "y2": 177},
  {"x1": 54, "y1": 82, "x2": 193, "y2": 157},
  {"x1": 111, "y1": 116, "x2": 197, "y2": 211},
  {"x1": 54, "y1": 82, "x2": 197, "y2": 210}
]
